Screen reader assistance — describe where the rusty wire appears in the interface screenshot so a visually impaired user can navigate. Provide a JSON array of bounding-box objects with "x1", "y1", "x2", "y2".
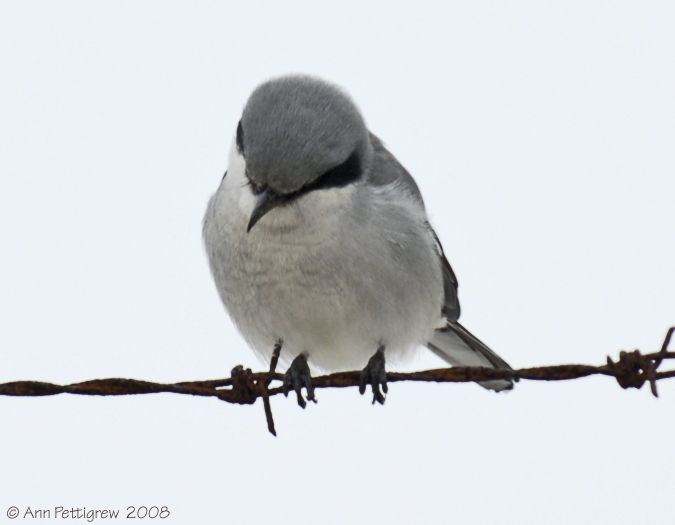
[{"x1": 2, "y1": 327, "x2": 673, "y2": 436}]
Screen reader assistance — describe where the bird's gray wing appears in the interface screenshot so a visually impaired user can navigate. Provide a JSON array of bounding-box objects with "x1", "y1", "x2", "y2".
[
  {"x1": 426, "y1": 224, "x2": 514, "y2": 391},
  {"x1": 427, "y1": 226, "x2": 461, "y2": 322},
  {"x1": 367, "y1": 133, "x2": 425, "y2": 205},
  {"x1": 367, "y1": 132, "x2": 461, "y2": 321},
  {"x1": 367, "y1": 132, "x2": 513, "y2": 391}
]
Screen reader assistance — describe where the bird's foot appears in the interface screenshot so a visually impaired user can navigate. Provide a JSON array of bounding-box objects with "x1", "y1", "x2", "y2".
[
  {"x1": 360, "y1": 346, "x2": 388, "y2": 405},
  {"x1": 282, "y1": 353, "x2": 316, "y2": 409}
]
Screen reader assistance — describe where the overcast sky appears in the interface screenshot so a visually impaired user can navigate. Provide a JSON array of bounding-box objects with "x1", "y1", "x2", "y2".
[{"x1": 1, "y1": 2, "x2": 674, "y2": 524}]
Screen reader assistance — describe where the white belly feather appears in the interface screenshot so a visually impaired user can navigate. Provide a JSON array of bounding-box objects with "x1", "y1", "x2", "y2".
[{"x1": 203, "y1": 144, "x2": 443, "y2": 372}]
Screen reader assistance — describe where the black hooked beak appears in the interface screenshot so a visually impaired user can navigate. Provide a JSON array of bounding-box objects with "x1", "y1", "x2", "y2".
[{"x1": 247, "y1": 187, "x2": 285, "y2": 232}]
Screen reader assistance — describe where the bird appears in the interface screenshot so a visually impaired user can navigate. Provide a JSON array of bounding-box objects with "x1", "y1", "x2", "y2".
[{"x1": 203, "y1": 74, "x2": 514, "y2": 407}]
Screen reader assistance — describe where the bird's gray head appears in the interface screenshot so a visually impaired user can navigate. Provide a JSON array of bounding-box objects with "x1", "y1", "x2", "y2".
[{"x1": 237, "y1": 75, "x2": 371, "y2": 231}]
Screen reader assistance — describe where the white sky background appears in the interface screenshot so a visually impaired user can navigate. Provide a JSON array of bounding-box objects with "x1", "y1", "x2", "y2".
[{"x1": 1, "y1": 2, "x2": 674, "y2": 523}]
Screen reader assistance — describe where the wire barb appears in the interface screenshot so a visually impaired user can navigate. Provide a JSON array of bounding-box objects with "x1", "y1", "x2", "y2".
[
  {"x1": 258, "y1": 340, "x2": 282, "y2": 436},
  {"x1": 651, "y1": 327, "x2": 674, "y2": 397}
]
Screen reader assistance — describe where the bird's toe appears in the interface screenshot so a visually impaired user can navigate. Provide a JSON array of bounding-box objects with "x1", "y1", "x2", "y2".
[
  {"x1": 359, "y1": 346, "x2": 387, "y2": 405},
  {"x1": 282, "y1": 354, "x2": 316, "y2": 409}
]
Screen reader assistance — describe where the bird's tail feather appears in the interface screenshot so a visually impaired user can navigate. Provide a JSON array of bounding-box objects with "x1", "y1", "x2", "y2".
[{"x1": 427, "y1": 320, "x2": 514, "y2": 392}]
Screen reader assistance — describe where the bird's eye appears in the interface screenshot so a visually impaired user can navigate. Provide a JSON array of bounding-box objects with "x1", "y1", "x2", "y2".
[
  {"x1": 236, "y1": 121, "x2": 245, "y2": 155},
  {"x1": 247, "y1": 176, "x2": 266, "y2": 196}
]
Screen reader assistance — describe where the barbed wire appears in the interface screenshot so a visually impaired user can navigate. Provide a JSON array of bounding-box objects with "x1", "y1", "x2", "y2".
[{"x1": 2, "y1": 327, "x2": 673, "y2": 436}]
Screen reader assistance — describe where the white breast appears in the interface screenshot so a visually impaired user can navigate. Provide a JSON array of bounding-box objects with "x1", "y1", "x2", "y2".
[{"x1": 203, "y1": 141, "x2": 444, "y2": 372}]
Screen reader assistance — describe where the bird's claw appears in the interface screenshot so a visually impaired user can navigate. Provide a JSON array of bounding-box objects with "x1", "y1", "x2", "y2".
[
  {"x1": 360, "y1": 346, "x2": 387, "y2": 405},
  {"x1": 282, "y1": 354, "x2": 316, "y2": 408}
]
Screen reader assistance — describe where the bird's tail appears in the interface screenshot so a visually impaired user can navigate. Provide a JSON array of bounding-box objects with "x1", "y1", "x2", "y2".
[{"x1": 427, "y1": 320, "x2": 515, "y2": 392}]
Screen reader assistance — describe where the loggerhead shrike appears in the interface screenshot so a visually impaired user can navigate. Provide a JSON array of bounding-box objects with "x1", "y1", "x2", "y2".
[{"x1": 203, "y1": 75, "x2": 514, "y2": 407}]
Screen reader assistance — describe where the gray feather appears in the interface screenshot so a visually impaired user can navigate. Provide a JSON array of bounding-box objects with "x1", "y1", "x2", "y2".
[
  {"x1": 365, "y1": 136, "x2": 461, "y2": 321},
  {"x1": 241, "y1": 75, "x2": 370, "y2": 195},
  {"x1": 428, "y1": 321, "x2": 514, "y2": 391},
  {"x1": 367, "y1": 134, "x2": 425, "y2": 205}
]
